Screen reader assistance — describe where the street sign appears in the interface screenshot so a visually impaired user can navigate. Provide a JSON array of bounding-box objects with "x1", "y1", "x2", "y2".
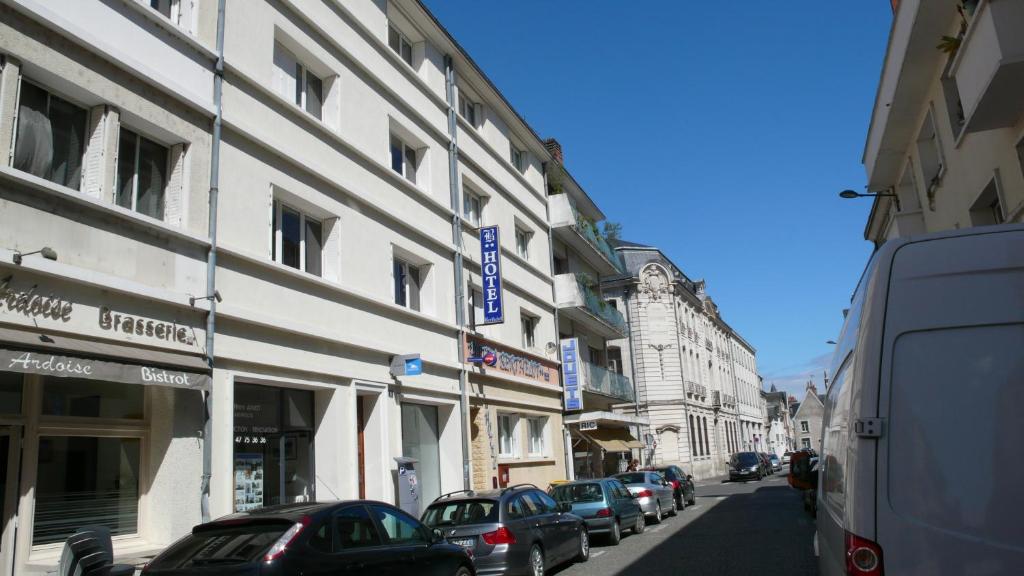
[
  {"x1": 561, "y1": 338, "x2": 583, "y2": 411},
  {"x1": 479, "y1": 226, "x2": 504, "y2": 324},
  {"x1": 390, "y1": 354, "x2": 422, "y2": 377}
]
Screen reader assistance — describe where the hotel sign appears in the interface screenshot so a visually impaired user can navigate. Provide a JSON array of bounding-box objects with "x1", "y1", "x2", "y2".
[
  {"x1": 561, "y1": 338, "x2": 583, "y2": 411},
  {"x1": 479, "y1": 225, "x2": 504, "y2": 325}
]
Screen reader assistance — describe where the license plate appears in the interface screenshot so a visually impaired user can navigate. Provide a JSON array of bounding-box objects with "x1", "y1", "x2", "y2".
[{"x1": 450, "y1": 538, "x2": 475, "y2": 548}]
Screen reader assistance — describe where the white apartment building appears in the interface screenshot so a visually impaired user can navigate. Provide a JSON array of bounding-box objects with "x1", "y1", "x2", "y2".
[
  {"x1": 605, "y1": 242, "x2": 762, "y2": 480},
  {"x1": 546, "y1": 141, "x2": 644, "y2": 480},
  {"x1": 0, "y1": 0, "x2": 567, "y2": 572},
  {"x1": 860, "y1": 0, "x2": 1024, "y2": 245}
]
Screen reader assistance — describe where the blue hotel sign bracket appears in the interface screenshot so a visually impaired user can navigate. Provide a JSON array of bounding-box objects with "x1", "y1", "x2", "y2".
[{"x1": 479, "y1": 225, "x2": 504, "y2": 325}]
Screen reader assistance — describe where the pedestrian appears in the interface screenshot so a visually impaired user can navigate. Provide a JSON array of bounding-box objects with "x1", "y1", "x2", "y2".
[{"x1": 627, "y1": 458, "x2": 639, "y2": 472}]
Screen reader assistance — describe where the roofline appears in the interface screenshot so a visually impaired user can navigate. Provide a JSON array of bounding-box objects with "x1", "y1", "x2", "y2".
[{"x1": 861, "y1": 3, "x2": 903, "y2": 167}]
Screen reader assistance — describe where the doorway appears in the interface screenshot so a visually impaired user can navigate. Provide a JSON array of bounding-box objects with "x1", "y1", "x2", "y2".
[
  {"x1": 400, "y1": 403, "x2": 440, "y2": 513},
  {"x1": 0, "y1": 427, "x2": 21, "y2": 576}
]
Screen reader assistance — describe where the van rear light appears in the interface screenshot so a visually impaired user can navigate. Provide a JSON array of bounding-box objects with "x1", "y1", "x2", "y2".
[
  {"x1": 595, "y1": 507, "x2": 613, "y2": 518},
  {"x1": 635, "y1": 489, "x2": 653, "y2": 499},
  {"x1": 845, "y1": 531, "x2": 883, "y2": 575},
  {"x1": 264, "y1": 517, "x2": 310, "y2": 563},
  {"x1": 481, "y1": 527, "x2": 516, "y2": 545}
]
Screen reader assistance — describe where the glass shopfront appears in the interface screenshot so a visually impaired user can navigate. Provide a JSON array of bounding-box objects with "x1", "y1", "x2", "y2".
[
  {"x1": 233, "y1": 383, "x2": 315, "y2": 512},
  {"x1": 400, "y1": 403, "x2": 440, "y2": 513}
]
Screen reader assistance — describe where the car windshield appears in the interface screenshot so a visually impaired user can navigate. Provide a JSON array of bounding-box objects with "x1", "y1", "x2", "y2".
[
  {"x1": 145, "y1": 521, "x2": 292, "y2": 569},
  {"x1": 615, "y1": 473, "x2": 651, "y2": 485},
  {"x1": 422, "y1": 500, "x2": 498, "y2": 527},
  {"x1": 551, "y1": 483, "x2": 603, "y2": 503},
  {"x1": 653, "y1": 468, "x2": 677, "y2": 480},
  {"x1": 735, "y1": 453, "x2": 759, "y2": 466}
]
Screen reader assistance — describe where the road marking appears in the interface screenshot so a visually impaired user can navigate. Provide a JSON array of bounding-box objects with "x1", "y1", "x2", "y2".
[{"x1": 591, "y1": 550, "x2": 606, "y2": 558}]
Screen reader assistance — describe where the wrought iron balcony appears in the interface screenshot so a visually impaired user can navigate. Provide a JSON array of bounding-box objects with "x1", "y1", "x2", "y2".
[
  {"x1": 583, "y1": 361, "x2": 635, "y2": 403},
  {"x1": 685, "y1": 381, "x2": 707, "y2": 397}
]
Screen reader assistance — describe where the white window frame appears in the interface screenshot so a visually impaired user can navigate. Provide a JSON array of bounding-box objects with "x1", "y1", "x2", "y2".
[
  {"x1": 388, "y1": 23, "x2": 414, "y2": 67},
  {"x1": 800, "y1": 420, "x2": 809, "y2": 433},
  {"x1": 514, "y1": 226, "x2": 531, "y2": 260},
  {"x1": 148, "y1": 0, "x2": 180, "y2": 22},
  {"x1": 273, "y1": 42, "x2": 323, "y2": 120},
  {"x1": 802, "y1": 438, "x2": 811, "y2": 449},
  {"x1": 393, "y1": 257, "x2": 422, "y2": 311},
  {"x1": 272, "y1": 200, "x2": 323, "y2": 276},
  {"x1": 510, "y1": 143, "x2": 526, "y2": 172},
  {"x1": 462, "y1": 187, "x2": 483, "y2": 227},
  {"x1": 527, "y1": 416, "x2": 547, "y2": 457},
  {"x1": 497, "y1": 413, "x2": 520, "y2": 458},
  {"x1": 390, "y1": 133, "x2": 419, "y2": 185},
  {"x1": 117, "y1": 127, "x2": 170, "y2": 219},
  {"x1": 458, "y1": 89, "x2": 478, "y2": 127},
  {"x1": 520, "y1": 313, "x2": 536, "y2": 350},
  {"x1": 468, "y1": 285, "x2": 484, "y2": 329}
]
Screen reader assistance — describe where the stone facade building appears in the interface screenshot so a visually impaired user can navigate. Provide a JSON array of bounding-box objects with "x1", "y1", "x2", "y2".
[
  {"x1": 604, "y1": 241, "x2": 762, "y2": 480},
  {"x1": 859, "y1": 0, "x2": 1024, "y2": 246},
  {"x1": 792, "y1": 384, "x2": 825, "y2": 452},
  {"x1": 762, "y1": 386, "x2": 795, "y2": 458}
]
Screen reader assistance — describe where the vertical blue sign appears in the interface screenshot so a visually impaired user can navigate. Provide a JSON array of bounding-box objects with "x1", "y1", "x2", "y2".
[
  {"x1": 561, "y1": 338, "x2": 583, "y2": 411},
  {"x1": 480, "y1": 225, "x2": 504, "y2": 324}
]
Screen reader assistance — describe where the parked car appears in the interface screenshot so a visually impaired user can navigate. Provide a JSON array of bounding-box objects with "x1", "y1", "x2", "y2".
[
  {"x1": 611, "y1": 471, "x2": 676, "y2": 523},
  {"x1": 817, "y1": 224, "x2": 1024, "y2": 576},
  {"x1": 760, "y1": 453, "x2": 775, "y2": 475},
  {"x1": 781, "y1": 451, "x2": 793, "y2": 465},
  {"x1": 549, "y1": 478, "x2": 643, "y2": 545},
  {"x1": 421, "y1": 484, "x2": 589, "y2": 576},
  {"x1": 141, "y1": 501, "x2": 475, "y2": 576},
  {"x1": 644, "y1": 465, "x2": 696, "y2": 508},
  {"x1": 768, "y1": 453, "x2": 782, "y2": 472},
  {"x1": 728, "y1": 452, "x2": 764, "y2": 481}
]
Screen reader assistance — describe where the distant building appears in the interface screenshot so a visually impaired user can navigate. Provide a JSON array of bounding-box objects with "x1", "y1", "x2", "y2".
[
  {"x1": 859, "y1": 0, "x2": 1024, "y2": 246},
  {"x1": 792, "y1": 383, "x2": 825, "y2": 451},
  {"x1": 762, "y1": 385, "x2": 795, "y2": 457}
]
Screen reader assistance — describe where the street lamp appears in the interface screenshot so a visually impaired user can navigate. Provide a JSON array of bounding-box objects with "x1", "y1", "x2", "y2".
[
  {"x1": 826, "y1": 340, "x2": 837, "y2": 345},
  {"x1": 839, "y1": 189, "x2": 900, "y2": 210}
]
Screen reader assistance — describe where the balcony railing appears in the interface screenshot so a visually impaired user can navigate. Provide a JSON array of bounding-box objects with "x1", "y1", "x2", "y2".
[
  {"x1": 583, "y1": 362, "x2": 634, "y2": 402},
  {"x1": 580, "y1": 279, "x2": 627, "y2": 334},
  {"x1": 574, "y1": 215, "x2": 626, "y2": 274},
  {"x1": 685, "y1": 381, "x2": 706, "y2": 397},
  {"x1": 555, "y1": 273, "x2": 628, "y2": 336},
  {"x1": 549, "y1": 193, "x2": 626, "y2": 274}
]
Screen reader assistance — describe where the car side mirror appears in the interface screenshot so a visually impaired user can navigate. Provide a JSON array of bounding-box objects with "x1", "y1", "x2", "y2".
[{"x1": 431, "y1": 528, "x2": 444, "y2": 544}]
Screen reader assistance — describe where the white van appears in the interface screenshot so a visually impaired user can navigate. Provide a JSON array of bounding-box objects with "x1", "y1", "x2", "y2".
[{"x1": 817, "y1": 223, "x2": 1024, "y2": 576}]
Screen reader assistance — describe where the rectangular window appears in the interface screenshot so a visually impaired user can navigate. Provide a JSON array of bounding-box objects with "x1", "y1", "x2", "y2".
[
  {"x1": 527, "y1": 417, "x2": 546, "y2": 456},
  {"x1": 273, "y1": 42, "x2": 323, "y2": 120},
  {"x1": 468, "y1": 286, "x2": 484, "y2": 329},
  {"x1": 12, "y1": 80, "x2": 87, "y2": 190},
  {"x1": 498, "y1": 413, "x2": 519, "y2": 457},
  {"x1": 34, "y1": 436, "x2": 141, "y2": 545},
  {"x1": 271, "y1": 200, "x2": 323, "y2": 276},
  {"x1": 390, "y1": 134, "x2": 418, "y2": 185},
  {"x1": 462, "y1": 188, "x2": 483, "y2": 226},
  {"x1": 801, "y1": 438, "x2": 811, "y2": 449},
  {"x1": 458, "y1": 91, "x2": 477, "y2": 126},
  {"x1": 149, "y1": 0, "x2": 178, "y2": 20},
  {"x1": 510, "y1": 144, "x2": 526, "y2": 172},
  {"x1": 520, "y1": 314, "x2": 536, "y2": 349},
  {"x1": 800, "y1": 420, "x2": 809, "y2": 433},
  {"x1": 393, "y1": 258, "x2": 422, "y2": 311},
  {"x1": 388, "y1": 24, "x2": 414, "y2": 66},
  {"x1": 515, "y1": 226, "x2": 531, "y2": 260},
  {"x1": 116, "y1": 128, "x2": 169, "y2": 220}
]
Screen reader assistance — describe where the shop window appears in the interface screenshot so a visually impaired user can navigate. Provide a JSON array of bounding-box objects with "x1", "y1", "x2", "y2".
[
  {"x1": 116, "y1": 127, "x2": 169, "y2": 220},
  {"x1": 42, "y1": 377, "x2": 143, "y2": 419},
  {"x1": 0, "y1": 372, "x2": 23, "y2": 414},
  {"x1": 33, "y1": 436, "x2": 140, "y2": 545},
  {"x1": 12, "y1": 80, "x2": 88, "y2": 190}
]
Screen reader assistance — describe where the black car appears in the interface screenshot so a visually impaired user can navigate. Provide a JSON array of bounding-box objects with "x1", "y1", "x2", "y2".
[
  {"x1": 142, "y1": 501, "x2": 475, "y2": 576},
  {"x1": 644, "y1": 465, "x2": 696, "y2": 509},
  {"x1": 422, "y1": 484, "x2": 588, "y2": 576},
  {"x1": 728, "y1": 452, "x2": 764, "y2": 481}
]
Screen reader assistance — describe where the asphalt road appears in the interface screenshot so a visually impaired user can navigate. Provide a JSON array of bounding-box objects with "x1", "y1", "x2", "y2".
[{"x1": 551, "y1": 472, "x2": 818, "y2": 576}]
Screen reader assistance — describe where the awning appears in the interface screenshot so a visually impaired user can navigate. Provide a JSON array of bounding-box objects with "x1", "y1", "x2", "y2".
[
  {"x1": 0, "y1": 326, "x2": 210, "y2": 390},
  {"x1": 579, "y1": 427, "x2": 644, "y2": 451}
]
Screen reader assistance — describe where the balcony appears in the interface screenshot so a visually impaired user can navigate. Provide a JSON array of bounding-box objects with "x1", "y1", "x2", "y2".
[
  {"x1": 582, "y1": 361, "x2": 634, "y2": 403},
  {"x1": 549, "y1": 194, "x2": 626, "y2": 276},
  {"x1": 685, "y1": 381, "x2": 707, "y2": 398},
  {"x1": 952, "y1": 0, "x2": 1024, "y2": 133},
  {"x1": 554, "y1": 273, "x2": 629, "y2": 339}
]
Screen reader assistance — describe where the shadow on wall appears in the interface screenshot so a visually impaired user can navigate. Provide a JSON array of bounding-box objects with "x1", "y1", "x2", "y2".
[{"x1": 552, "y1": 484, "x2": 818, "y2": 576}]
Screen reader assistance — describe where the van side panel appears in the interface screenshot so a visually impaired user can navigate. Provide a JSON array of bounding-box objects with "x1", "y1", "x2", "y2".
[{"x1": 875, "y1": 229, "x2": 1024, "y2": 575}]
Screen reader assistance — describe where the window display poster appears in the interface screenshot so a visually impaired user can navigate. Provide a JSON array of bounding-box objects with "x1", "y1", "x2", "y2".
[{"x1": 234, "y1": 453, "x2": 265, "y2": 512}]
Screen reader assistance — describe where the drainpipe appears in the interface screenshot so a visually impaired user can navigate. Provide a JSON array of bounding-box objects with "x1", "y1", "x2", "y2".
[
  {"x1": 541, "y1": 162, "x2": 571, "y2": 481},
  {"x1": 443, "y1": 55, "x2": 471, "y2": 491},
  {"x1": 200, "y1": 0, "x2": 226, "y2": 524}
]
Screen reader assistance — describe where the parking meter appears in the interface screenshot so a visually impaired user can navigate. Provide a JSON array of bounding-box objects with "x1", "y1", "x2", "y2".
[{"x1": 394, "y1": 456, "x2": 420, "y2": 516}]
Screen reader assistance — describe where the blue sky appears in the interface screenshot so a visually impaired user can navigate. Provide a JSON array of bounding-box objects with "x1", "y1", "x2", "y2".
[{"x1": 424, "y1": 1, "x2": 893, "y2": 399}]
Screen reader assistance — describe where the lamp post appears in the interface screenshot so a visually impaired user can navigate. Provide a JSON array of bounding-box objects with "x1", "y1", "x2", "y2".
[{"x1": 839, "y1": 189, "x2": 900, "y2": 211}]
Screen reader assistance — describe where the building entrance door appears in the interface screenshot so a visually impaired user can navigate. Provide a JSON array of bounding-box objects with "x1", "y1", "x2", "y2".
[{"x1": 0, "y1": 427, "x2": 22, "y2": 576}]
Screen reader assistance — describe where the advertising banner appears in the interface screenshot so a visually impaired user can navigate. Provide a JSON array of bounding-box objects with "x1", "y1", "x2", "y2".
[
  {"x1": 479, "y1": 226, "x2": 504, "y2": 325},
  {"x1": 561, "y1": 338, "x2": 583, "y2": 411}
]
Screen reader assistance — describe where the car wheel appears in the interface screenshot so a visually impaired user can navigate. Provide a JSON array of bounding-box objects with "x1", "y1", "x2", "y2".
[
  {"x1": 633, "y1": 512, "x2": 645, "y2": 534},
  {"x1": 454, "y1": 566, "x2": 473, "y2": 576},
  {"x1": 529, "y1": 544, "x2": 545, "y2": 576},
  {"x1": 576, "y1": 528, "x2": 590, "y2": 562},
  {"x1": 608, "y1": 519, "x2": 621, "y2": 545},
  {"x1": 687, "y1": 491, "x2": 696, "y2": 506},
  {"x1": 652, "y1": 502, "x2": 663, "y2": 524},
  {"x1": 676, "y1": 492, "x2": 685, "y2": 510},
  {"x1": 667, "y1": 498, "x2": 678, "y2": 517}
]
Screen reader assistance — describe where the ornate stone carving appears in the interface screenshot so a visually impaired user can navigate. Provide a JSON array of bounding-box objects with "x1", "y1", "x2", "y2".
[{"x1": 638, "y1": 264, "x2": 672, "y2": 302}]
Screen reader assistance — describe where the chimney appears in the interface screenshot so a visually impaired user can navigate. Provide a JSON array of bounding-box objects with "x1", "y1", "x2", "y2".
[{"x1": 544, "y1": 138, "x2": 563, "y2": 164}]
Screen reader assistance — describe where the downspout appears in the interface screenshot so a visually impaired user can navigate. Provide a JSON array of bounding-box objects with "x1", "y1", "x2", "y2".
[
  {"x1": 443, "y1": 55, "x2": 471, "y2": 491},
  {"x1": 670, "y1": 289, "x2": 694, "y2": 471},
  {"x1": 541, "y1": 162, "x2": 571, "y2": 481},
  {"x1": 201, "y1": 0, "x2": 226, "y2": 524}
]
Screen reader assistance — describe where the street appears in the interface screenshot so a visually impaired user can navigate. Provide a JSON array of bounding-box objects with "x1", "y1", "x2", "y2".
[{"x1": 554, "y1": 474, "x2": 818, "y2": 576}]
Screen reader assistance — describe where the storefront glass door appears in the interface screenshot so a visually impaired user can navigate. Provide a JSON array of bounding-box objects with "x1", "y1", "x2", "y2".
[
  {"x1": 400, "y1": 404, "x2": 440, "y2": 513},
  {"x1": 0, "y1": 427, "x2": 21, "y2": 576}
]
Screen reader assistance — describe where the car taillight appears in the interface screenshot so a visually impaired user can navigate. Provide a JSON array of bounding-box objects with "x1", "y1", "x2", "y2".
[
  {"x1": 670, "y1": 480, "x2": 681, "y2": 490},
  {"x1": 845, "y1": 531, "x2": 883, "y2": 576},
  {"x1": 264, "y1": 517, "x2": 310, "y2": 562},
  {"x1": 635, "y1": 489, "x2": 653, "y2": 499},
  {"x1": 594, "y1": 507, "x2": 613, "y2": 518},
  {"x1": 481, "y1": 527, "x2": 516, "y2": 545}
]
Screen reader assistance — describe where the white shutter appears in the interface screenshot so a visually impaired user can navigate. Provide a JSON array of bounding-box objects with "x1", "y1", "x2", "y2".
[
  {"x1": 82, "y1": 106, "x2": 106, "y2": 199},
  {"x1": 321, "y1": 216, "x2": 342, "y2": 282},
  {"x1": 164, "y1": 143, "x2": 186, "y2": 225},
  {"x1": 0, "y1": 58, "x2": 22, "y2": 166},
  {"x1": 272, "y1": 43, "x2": 298, "y2": 103},
  {"x1": 103, "y1": 107, "x2": 121, "y2": 203}
]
